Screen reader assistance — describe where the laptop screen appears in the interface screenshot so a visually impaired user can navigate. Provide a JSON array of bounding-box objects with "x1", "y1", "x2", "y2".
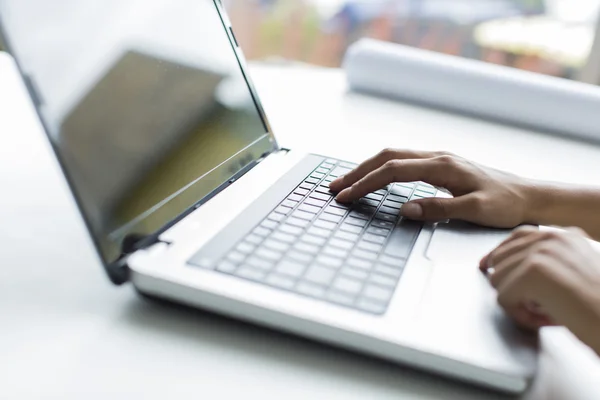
[{"x1": 0, "y1": 0, "x2": 276, "y2": 267}]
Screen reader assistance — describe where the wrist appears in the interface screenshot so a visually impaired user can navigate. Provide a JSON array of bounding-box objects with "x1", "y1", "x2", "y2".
[{"x1": 519, "y1": 179, "x2": 553, "y2": 226}]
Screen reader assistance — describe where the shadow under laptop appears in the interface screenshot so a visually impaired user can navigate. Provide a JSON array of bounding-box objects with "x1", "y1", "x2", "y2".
[{"x1": 117, "y1": 292, "x2": 513, "y2": 399}]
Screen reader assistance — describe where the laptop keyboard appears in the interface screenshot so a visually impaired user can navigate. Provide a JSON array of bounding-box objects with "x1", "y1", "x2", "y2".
[{"x1": 189, "y1": 158, "x2": 437, "y2": 315}]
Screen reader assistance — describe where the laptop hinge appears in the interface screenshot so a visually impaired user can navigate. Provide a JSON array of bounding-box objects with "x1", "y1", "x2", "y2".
[{"x1": 106, "y1": 236, "x2": 171, "y2": 285}]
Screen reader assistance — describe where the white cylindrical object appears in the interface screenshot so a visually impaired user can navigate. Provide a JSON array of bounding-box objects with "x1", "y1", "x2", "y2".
[{"x1": 344, "y1": 39, "x2": 600, "y2": 142}]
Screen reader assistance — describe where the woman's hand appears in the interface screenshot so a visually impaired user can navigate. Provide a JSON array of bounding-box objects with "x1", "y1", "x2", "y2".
[
  {"x1": 481, "y1": 226, "x2": 600, "y2": 354},
  {"x1": 329, "y1": 149, "x2": 534, "y2": 228}
]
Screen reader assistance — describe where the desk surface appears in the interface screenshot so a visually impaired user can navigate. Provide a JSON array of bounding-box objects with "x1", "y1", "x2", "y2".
[{"x1": 2, "y1": 54, "x2": 600, "y2": 399}]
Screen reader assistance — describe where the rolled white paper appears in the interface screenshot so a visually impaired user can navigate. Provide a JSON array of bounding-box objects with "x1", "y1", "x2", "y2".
[{"x1": 344, "y1": 39, "x2": 600, "y2": 143}]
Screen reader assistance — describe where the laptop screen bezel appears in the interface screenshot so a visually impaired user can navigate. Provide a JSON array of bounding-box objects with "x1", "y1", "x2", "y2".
[{"x1": 0, "y1": 0, "x2": 280, "y2": 283}]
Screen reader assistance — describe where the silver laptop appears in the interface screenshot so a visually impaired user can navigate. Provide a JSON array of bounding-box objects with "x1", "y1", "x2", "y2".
[{"x1": 0, "y1": 0, "x2": 537, "y2": 393}]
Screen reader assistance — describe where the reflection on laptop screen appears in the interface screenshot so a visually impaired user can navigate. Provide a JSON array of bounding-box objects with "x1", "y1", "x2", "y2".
[{"x1": 0, "y1": 0, "x2": 274, "y2": 264}]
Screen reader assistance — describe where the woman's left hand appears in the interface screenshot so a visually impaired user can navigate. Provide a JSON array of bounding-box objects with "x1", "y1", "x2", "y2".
[{"x1": 481, "y1": 226, "x2": 600, "y2": 354}]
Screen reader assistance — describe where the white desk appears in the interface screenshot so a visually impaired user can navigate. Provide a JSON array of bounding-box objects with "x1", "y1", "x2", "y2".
[{"x1": 2, "y1": 54, "x2": 600, "y2": 399}]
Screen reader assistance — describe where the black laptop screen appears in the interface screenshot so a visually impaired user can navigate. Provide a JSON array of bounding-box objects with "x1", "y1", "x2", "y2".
[{"x1": 0, "y1": 0, "x2": 276, "y2": 266}]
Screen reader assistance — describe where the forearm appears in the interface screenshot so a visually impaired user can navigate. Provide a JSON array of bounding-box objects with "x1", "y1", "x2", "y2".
[{"x1": 523, "y1": 181, "x2": 600, "y2": 241}]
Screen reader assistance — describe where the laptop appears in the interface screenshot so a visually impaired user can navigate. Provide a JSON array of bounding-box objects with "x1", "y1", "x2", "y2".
[{"x1": 0, "y1": 0, "x2": 537, "y2": 393}]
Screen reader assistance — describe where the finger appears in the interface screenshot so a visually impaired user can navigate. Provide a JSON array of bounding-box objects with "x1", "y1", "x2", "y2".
[
  {"x1": 336, "y1": 158, "x2": 448, "y2": 203},
  {"x1": 489, "y1": 249, "x2": 529, "y2": 288},
  {"x1": 503, "y1": 303, "x2": 555, "y2": 332},
  {"x1": 400, "y1": 196, "x2": 476, "y2": 222},
  {"x1": 479, "y1": 225, "x2": 539, "y2": 270},
  {"x1": 486, "y1": 232, "x2": 546, "y2": 274},
  {"x1": 329, "y1": 149, "x2": 435, "y2": 192}
]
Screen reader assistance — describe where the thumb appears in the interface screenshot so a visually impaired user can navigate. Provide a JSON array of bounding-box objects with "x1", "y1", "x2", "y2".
[{"x1": 400, "y1": 196, "x2": 472, "y2": 221}]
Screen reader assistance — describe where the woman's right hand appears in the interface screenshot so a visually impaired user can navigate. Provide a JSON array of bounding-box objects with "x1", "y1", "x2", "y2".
[{"x1": 329, "y1": 149, "x2": 535, "y2": 228}]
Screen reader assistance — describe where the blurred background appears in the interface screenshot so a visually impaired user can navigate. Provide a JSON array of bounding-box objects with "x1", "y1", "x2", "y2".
[{"x1": 224, "y1": 0, "x2": 600, "y2": 81}]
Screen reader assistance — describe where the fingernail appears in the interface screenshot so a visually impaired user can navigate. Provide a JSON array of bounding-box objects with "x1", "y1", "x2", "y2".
[
  {"x1": 336, "y1": 188, "x2": 351, "y2": 202},
  {"x1": 401, "y1": 202, "x2": 423, "y2": 219}
]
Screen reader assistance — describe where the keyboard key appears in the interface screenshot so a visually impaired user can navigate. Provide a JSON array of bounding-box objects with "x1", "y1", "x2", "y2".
[
  {"x1": 334, "y1": 231, "x2": 359, "y2": 242},
  {"x1": 307, "y1": 227, "x2": 332, "y2": 238},
  {"x1": 288, "y1": 194, "x2": 304, "y2": 202},
  {"x1": 324, "y1": 206, "x2": 346, "y2": 216},
  {"x1": 339, "y1": 162, "x2": 358, "y2": 169},
  {"x1": 311, "y1": 172, "x2": 325, "y2": 180},
  {"x1": 299, "y1": 182, "x2": 315, "y2": 190},
  {"x1": 328, "y1": 238, "x2": 354, "y2": 250},
  {"x1": 390, "y1": 185, "x2": 413, "y2": 198},
  {"x1": 298, "y1": 203, "x2": 321, "y2": 214},
  {"x1": 235, "y1": 242, "x2": 256, "y2": 254},
  {"x1": 279, "y1": 224, "x2": 303, "y2": 236},
  {"x1": 276, "y1": 260, "x2": 306, "y2": 278},
  {"x1": 349, "y1": 210, "x2": 370, "y2": 220},
  {"x1": 216, "y1": 260, "x2": 238, "y2": 274},
  {"x1": 281, "y1": 200, "x2": 297, "y2": 208},
  {"x1": 371, "y1": 220, "x2": 394, "y2": 229},
  {"x1": 357, "y1": 241, "x2": 383, "y2": 253},
  {"x1": 382, "y1": 200, "x2": 402, "y2": 209},
  {"x1": 302, "y1": 235, "x2": 326, "y2": 246},
  {"x1": 247, "y1": 256, "x2": 275, "y2": 270},
  {"x1": 261, "y1": 219, "x2": 279, "y2": 230},
  {"x1": 386, "y1": 194, "x2": 408, "y2": 203},
  {"x1": 294, "y1": 242, "x2": 320, "y2": 254},
  {"x1": 306, "y1": 177, "x2": 320, "y2": 185},
  {"x1": 236, "y1": 266, "x2": 267, "y2": 281},
  {"x1": 330, "y1": 166, "x2": 352, "y2": 177},
  {"x1": 345, "y1": 217, "x2": 367, "y2": 227},
  {"x1": 266, "y1": 273, "x2": 296, "y2": 289},
  {"x1": 304, "y1": 265, "x2": 336, "y2": 286},
  {"x1": 310, "y1": 192, "x2": 333, "y2": 202},
  {"x1": 245, "y1": 234, "x2": 264, "y2": 245},
  {"x1": 379, "y1": 206, "x2": 400, "y2": 216},
  {"x1": 352, "y1": 249, "x2": 378, "y2": 261},
  {"x1": 362, "y1": 233, "x2": 387, "y2": 244},
  {"x1": 287, "y1": 250, "x2": 313, "y2": 263},
  {"x1": 416, "y1": 186, "x2": 436, "y2": 195},
  {"x1": 383, "y1": 220, "x2": 422, "y2": 259},
  {"x1": 332, "y1": 276, "x2": 363, "y2": 295},
  {"x1": 315, "y1": 255, "x2": 343, "y2": 269},
  {"x1": 327, "y1": 290, "x2": 355, "y2": 306},
  {"x1": 304, "y1": 197, "x2": 327, "y2": 208},
  {"x1": 253, "y1": 226, "x2": 271, "y2": 237},
  {"x1": 322, "y1": 246, "x2": 349, "y2": 258},
  {"x1": 297, "y1": 282, "x2": 327, "y2": 298},
  {"x1": 366, "y1": 227, "x2": 391, "y2": 237},
  {"x1": 268, "y1": 212, "x2": 285, "y2": 222},
  {"x1": 319, "y1": 213, "x2": 342, "y2": 223},
  {"x1": 227, "y1": 251, "x2": 246, "y2": 264},
  {"x1": 286, "y1": 217, "x2": 310, "y2": 228},
  {"x1": 356, "y1": 298, "x2": 387, "y2": 314},
  {"x1": 365, "y1": 193, "x2": 384, "y2": 201},
  {"x1": 354, "y1": 205, "x2": 377, "y2": 215},
  {"x1": 379, "y1": 254, "x2": 401, "y2": 267},
  {"x1": 358, "y1": 198, "x2": 380, "y2": 208},
  {"x1": 321, "y1": 162, "x2": 335, "y2": 169},
  {"x1": 294, "y1": 188, "x2": 310, "y2": 196},
  {"x1": 275, "y1": 206, "x2": 292, "y2": 215},
  {"x1": 271, "y1": 232, "x2": 296, "y2": 243},
  {"x1": 319, "y1": 181, "x2": 330, "y2": 188},
  {"x1": 330, "y1": 200, "x2": 350, "y2": 209},
  {"x1": 340, "y1": 267, "x2": 369, "y2": 281},
  {"x1": 369, "y1": 273, "x2": 397, "y2": 287},
  {"x1": 292, "y1": 210, "x2": 316, "y2": 221},
  {"x1": 263, "y1": 239, "x2": 291, "y2": 252},
  {"x1": 375, "y1": 265, "x2": 403, "y2": 278},
  {"x1": 347, "y1": 258, "x2": 373, "y2": 271},
  {"x1": 339, "y1": 224, "x2": 363, "y2": 234},
  {"x1": 313, "y1": 219, "x2": 337, "y2": 230},
  {"x1": 374, "y1": 213, "x2": 396, "y2": 223},
  {"x1": 374, "y1": 189, "x2": 388, "y2": 196},
  {"x1": 315, "y1": 185, "x2": 333, "y2": 195},
  {"x1": 255, "y1": 248, "x2": 282, "y2": 262},
  {"x1": 315, "y1": 167, "x2": 329, "y2": 175},
  {"x1": 363, "y1": 285, "x2": 394, "y2": 303}
]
